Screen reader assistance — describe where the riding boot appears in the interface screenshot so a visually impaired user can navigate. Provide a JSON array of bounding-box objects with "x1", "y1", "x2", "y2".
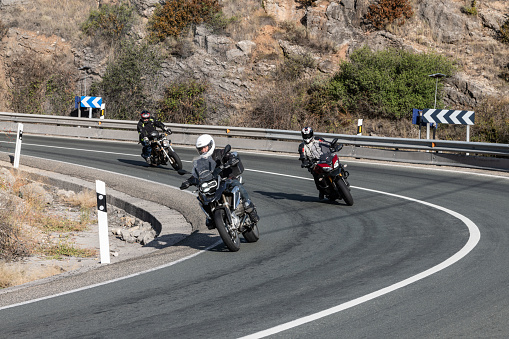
[
  {"x1": 244, "y1": 200, "x2": 260, "y2": 223},
  {"x1": 205, "y1": 218, "x2": 215, "y2": 230},
  {"x1": 319, "y1": 190, "x2": 325, "y2": 200}
]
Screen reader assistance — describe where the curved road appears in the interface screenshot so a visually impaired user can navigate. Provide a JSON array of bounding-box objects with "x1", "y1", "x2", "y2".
[{"x1": 0, "y1": 135, "x2": 508, "y2": 338}]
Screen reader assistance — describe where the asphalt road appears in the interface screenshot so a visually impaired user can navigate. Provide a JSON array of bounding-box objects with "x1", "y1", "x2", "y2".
[{"x1": 0, "y1": 134, "x2": 508, "y2": 338}]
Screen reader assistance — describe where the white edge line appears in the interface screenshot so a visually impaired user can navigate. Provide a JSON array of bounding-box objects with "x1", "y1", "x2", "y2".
[
  {"x1": 0, "y1": 150, "x2": 481, "y2": 329},
  {"x1": 1, "y1": 139, "x2": 507, "y2": 180},
  {"x1": 239, "y1": 186, "x2": 480, "y2": 339},
  {"x1": 0, "y1": 240, "x2": 222, "y2": 311}
]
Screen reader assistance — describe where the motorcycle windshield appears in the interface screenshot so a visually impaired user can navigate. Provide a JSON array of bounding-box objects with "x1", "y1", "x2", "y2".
[
  {"x1": 192, "y1": 156, "x2": 217, "y2": 183},
  {"x1": 318, "y1": 152, "x2": 333, "y2": 163}
]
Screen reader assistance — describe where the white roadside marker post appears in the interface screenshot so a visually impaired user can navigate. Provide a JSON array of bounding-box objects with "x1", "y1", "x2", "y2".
[
  {"x1": 96, "y1": 180, "x2": 110, "y2": 264},
  {"x1": 14, "y1": 123, "x2": 23, "y2": 169},
  {"x1": 357, "y1": 119, "x2": 363, "y2": 136}
]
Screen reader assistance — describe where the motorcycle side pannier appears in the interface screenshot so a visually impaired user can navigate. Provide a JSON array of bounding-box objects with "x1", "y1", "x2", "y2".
[{"x1": 226, "y1": 153, "x2": 244, "y2": 178}]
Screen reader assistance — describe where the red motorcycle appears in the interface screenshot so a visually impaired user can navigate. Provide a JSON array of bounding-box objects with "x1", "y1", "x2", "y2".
[{"x1": 310, "y1": 140, "x2": 354, "y2": 205}]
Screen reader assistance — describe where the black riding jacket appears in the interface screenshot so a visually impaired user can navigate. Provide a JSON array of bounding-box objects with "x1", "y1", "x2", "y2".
[{"x1": 137, "y1": 118, "x2": 166, "y2": 142}]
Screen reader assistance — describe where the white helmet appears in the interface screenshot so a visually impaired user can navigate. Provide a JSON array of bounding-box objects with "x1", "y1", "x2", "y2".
[{"x1": 196, "y1": 134, "x2": 215, "y2": 157}]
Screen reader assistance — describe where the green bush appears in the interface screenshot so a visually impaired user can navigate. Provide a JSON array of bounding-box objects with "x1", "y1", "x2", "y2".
[
  {"x1": 7, "y1": 52, "x2": 76, "y2": 115},
  {"x1": 81, "y1": 2, "x2": 134, "y2": 42},
  {"x1": 311, "y1": 46, "x2": 457, "y2": 119},
  {"x1": 158, "y1": 80, "x2": 208, "y2": 124},
  {"x1": 148, "y1": 0, "x2": 221, "y2": 41},
  {"x1": 365, "y1": 0, "x2": 414, "y2": 30},
  {"x1": 461, "y1": 0, "x2": 478, "y2": 16},
  {"x1": 91, "y1": 40, "x2": 163, "y2": 120},
  {"x1": 472, "y1": 98, "x2": 509, "y2": 144}
]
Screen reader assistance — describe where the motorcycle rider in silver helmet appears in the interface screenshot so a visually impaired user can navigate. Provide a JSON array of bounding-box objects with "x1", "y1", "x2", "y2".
[
  {"x1": 180, "y1": 134, "x2": 260, "y2": 229},
  {"x1": 298, "y1": 127, "x2": 336, "y2": 200}
]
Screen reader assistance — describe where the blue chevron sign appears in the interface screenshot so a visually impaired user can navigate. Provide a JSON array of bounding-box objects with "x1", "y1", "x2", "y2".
[
  {"x1": 422, "y1": 109, "x2": 475, "y2": 125},
  {"x1": 80, "y1": 96, "x2": 102, "y2": 108}
]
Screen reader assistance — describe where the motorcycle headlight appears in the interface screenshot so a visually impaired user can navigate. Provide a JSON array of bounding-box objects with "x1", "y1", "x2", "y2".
[
  {"x1": 322, "y1": 166, "x2": 332, "y2": 172},
  {"x1": 333, "y1": 160, "x2": 339, "y2": 169},
  {"x1": 162, "y1": 139, "x2": 170, "y2": 147},
  {"x1": 200, "y1": 180, "x2": 217, "y2": 193}
]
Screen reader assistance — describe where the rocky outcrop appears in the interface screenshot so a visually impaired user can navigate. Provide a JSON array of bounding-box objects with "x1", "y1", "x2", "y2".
[{"x1": 1, "y1": 0, "x2": 508, "y2": 119}]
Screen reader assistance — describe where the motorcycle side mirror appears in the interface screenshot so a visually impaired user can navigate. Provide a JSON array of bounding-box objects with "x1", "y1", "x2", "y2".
[
  {"x1": 224, "y1": 144, "x2": 231, "y2": 154},
  {"x1": 331, "y1": 138, "x2": 338, "y2": 145}
]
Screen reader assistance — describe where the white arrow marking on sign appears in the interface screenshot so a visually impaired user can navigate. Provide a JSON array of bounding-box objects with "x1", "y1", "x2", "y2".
[
  {"x1": 437, "y1": 110, "x2": 448, "y2": 124},
  {"x1": 463, "y1": 111, "x2": 475, "y2": 125},
  {"x1": 81, "y1": 96, "x2": 91, "y2": 107},
  {"x1": 92, "y1": 97, "x2": 101, "y2": 108},
  {"x1": 450, "y1": 110, "x2": 462, "y2": 124},
  {"x1": 423, "y1": 109, "x2": 436, "y2": 123}
]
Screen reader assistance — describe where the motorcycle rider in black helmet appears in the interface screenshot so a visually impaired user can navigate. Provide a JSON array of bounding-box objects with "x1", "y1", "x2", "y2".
[
  {"x1": 180, "y1": 134, "x2": 260, "y2": 229},
  {"x1": 137, "y1": 110, "x2": 171, "y2": 165},
  {"x1": 298, "y1": 127, "x2": 335, "y2": 200}
]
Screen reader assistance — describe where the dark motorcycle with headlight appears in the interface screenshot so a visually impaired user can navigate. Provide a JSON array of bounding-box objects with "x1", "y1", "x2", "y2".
[
  {"x1": 308, "y1": 139, "x2": 354, "y2": 205},
  {"x1": 147, "y1": 130, "x2": 182, "y2": 170},
  {"x1": 187, "y1": 145, "x2": 259, "y2": 252}
]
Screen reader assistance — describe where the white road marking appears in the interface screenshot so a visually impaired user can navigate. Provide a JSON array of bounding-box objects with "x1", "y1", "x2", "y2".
[
  {"x1": 0, "y1": 143, "x2": 481, "y2": 329},
  {"x1": 239, "y1": 182, "x2": 480, "y2": 338}
]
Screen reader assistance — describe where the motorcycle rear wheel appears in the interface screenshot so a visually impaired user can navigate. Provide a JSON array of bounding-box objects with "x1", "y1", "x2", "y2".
[
  {"x1": 214, "y1": 209, "x2": 241, "y2": 252},
  {"x1": 166, "y1": 149, "x2": 183, "y2": 171},
  {"x1": 335, "y1": 177, "x2": 354, "y2": 206},
  {"x1": 242, "y1": 223, "x2": 260, "y2": 242}
]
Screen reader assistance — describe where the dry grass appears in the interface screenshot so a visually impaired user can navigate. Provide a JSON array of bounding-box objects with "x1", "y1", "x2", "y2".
[
  {"x1": 0, "y1": 261, "x2": 64, "y2": 289},
  {"x1": 1, "y1": 171, "x2": 96, "y2": 260},
  {"x1": 221, "y1": 0, "x2": 274, "y2": 41},
  {"x1": 63, "y1": 189, "x2": 97, "y2": 209},
  {"x1": 1, "y1": 0, "x2": 97, "y2": 41}
]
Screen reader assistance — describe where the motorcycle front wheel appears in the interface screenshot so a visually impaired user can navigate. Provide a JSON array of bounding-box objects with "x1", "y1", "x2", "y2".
[
  {"x1": 214, "y1": 209, "x2": 241, "y2": 252},
  {"x1": 242, "y1": 223, "x2": 260, "y2": 243},
  {"x1": 335, "y1": 177, "x2": 354, "y2": 206},
  {"x1": 166, "y1": 148, "x2": 183, "y2": 171}
]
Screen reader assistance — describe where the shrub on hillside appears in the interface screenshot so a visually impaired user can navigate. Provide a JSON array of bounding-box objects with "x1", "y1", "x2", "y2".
[
  {"x1": 158, "y1": 79, "x2": 207, "y2": 124},
  {"x1": 310, "y1": 46, "x2": 457, "y2": 120},
  {"x1": 148, "y1": 0, "x2": 221, "y2": 41},
  {"x1": 365, "y1": 0, "x2": 414, "y2": 30},
  {"x1": 472, "y1": 98, "x2": 509, "y2": 144},
  {"x1": 81, "y1": 2, "x2": 134, "y2": 43},
  {"x1": 7, "y1": 52, "x2": 76, "y2": 115},
  {"x1": 461, "y1": 0, "x2": 478, "y2": 16},
  {"x1": 91, "y1": 40, "x2": 163, "y2": 120}
]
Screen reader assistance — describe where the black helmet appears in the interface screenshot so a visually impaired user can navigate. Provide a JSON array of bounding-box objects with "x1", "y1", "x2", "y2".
[
  {"x1": 301, "y1": 127, "x2": 314, "y2": 144},
  {"x1": 140, "y1": 110, "x2": 151, "y2": 120}
]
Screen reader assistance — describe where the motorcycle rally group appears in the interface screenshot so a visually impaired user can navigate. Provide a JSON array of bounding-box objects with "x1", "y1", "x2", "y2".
[{"x1": 137, "y1": 110, "x2": 353, "y2": 251}]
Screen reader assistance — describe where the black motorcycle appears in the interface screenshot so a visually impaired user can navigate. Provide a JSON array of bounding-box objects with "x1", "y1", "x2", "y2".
[
  {"x1": 181, "y1": 145, "x2": 259, "y2": 252},
  {"x1": 147, "y1": 130, "x2": 182, "y2": 170}
]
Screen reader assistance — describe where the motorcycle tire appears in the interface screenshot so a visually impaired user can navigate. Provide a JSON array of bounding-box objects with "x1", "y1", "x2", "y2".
[
  {"x1": 166, "y1": 149, "x2": 183, "y2": 171},
  {"x1": 214, "y1": 209, "x2": 241, "y2": 252},
  {"x1": 335, "y1": 177, "x2": 354, "y2": 206},
  {"x1": 242, "y1": 223, "x2": 260, "y2": 243}
]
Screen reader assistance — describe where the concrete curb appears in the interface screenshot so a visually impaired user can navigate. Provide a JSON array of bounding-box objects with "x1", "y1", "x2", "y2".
[{"x1": 0, "y1": 153, "x2": 203, "y2": 247}]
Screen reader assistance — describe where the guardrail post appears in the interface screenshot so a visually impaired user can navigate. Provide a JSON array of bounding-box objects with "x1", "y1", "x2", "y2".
[
  {"x1": 14, "y1": 123, "x2": 23, "y2": 169},
  {"x1": 96, "y1": 180, "x2": 110, "y2": 264}
]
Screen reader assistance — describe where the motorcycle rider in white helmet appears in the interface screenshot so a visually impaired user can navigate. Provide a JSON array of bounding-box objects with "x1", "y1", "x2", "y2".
[{"x1": 180, "y1": 134, "x2": 260, "y2": 229}]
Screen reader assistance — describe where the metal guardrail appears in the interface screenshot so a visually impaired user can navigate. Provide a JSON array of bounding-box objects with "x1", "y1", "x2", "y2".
[{"x1": 1, "y1": 112, "x2": 508, "y2": 171}]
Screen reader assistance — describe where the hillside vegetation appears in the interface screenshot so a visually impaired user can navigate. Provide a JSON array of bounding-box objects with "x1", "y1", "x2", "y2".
[{"x1": 0, "y1": 0, "x2": 507, "y2": 143}]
